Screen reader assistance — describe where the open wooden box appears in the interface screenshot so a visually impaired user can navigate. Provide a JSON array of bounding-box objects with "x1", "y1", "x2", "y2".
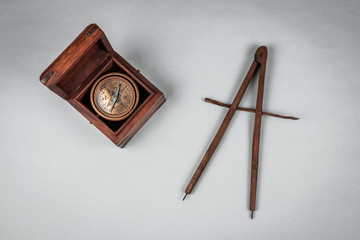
[{"x1": 40, "y1": 24, "x2": 165, "y2": 147}]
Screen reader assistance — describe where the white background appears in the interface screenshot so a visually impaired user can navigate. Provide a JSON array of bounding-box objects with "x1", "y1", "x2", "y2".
[{"x1": 1, "y1": 0, "x2": 360, "y2": 239}]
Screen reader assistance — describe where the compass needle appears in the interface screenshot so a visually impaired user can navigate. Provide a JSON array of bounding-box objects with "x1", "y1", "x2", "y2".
[{"x1": 109, "y1": 84, "x2": 121, "y2": 112}]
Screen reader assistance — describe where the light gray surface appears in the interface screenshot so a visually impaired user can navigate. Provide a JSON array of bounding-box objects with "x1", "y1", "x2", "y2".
[{"x1": 1, "y1": 0, "x2": 360, "y2": 239}]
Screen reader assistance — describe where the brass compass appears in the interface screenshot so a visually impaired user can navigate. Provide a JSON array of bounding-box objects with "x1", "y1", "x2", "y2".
[{"x1": 90, "y1": 72, "x2": 139, "y2": 121}]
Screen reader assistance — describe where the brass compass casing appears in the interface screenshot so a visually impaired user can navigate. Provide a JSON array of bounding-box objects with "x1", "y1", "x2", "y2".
[{"x1": 90, "y1": 72, "x2": 140, "y2": 121}]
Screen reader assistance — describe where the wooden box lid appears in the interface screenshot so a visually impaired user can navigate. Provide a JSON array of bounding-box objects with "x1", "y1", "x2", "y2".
[{"x1": 40, "y1": 24, "x2": 113, "y2": 100}]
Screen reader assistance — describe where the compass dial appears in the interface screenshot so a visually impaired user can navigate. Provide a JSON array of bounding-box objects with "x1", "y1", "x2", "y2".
[{"x1": 90, "y1": 73, "x2": 139, "y2": 121}]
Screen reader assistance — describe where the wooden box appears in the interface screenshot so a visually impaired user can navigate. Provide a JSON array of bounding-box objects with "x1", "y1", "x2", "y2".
[{"x1": 40, "y1": 24, "x2": 166, "y2": 147}]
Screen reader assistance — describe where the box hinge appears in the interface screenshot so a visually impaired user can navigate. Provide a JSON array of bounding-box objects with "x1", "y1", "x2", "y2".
[
  {"x1": 40, "y1": 71, "x2": 53, "y2": 84},
  {"x1": 86, "y1": 25, "x2": 98, "y2": 37}
]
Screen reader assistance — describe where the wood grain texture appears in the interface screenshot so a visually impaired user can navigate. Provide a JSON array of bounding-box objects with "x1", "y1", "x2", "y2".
[
  {"x1": 184, "y1": 46, "x2": 271, "y2": 218},
  {"x1": 204, "y1": 98, "x2": 299, "y2": 120},
  {"x1": 40, "y1": 24, "x2": 165, "y2": 147},
  {"x1": 250, "y1": 46, "x2": 267, "y2": 215},
  {"x1": 40, "y1": 24, "x2": 106, "y2": 99}
]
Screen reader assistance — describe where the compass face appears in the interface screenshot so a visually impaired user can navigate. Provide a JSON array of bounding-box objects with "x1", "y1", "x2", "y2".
[{"x1": 90, "y1": 73, "x2": 139, "y2": 121}]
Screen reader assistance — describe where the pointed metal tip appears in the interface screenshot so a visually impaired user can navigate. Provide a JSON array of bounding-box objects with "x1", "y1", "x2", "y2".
[
  {"x1": 182, "y1": 193, "x2": 188, "y2": 201},
  {"x1": 250, "y1": 211, "x2": 254, "y2": 219}
]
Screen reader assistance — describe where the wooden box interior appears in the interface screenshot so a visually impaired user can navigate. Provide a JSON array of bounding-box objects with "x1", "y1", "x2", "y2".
[
  {"x1": 74, "y1": 58, "x2": 151, "y2": 133},
  {"x1": 40, "y1": 24, "x2": 165, "y2": 147}
]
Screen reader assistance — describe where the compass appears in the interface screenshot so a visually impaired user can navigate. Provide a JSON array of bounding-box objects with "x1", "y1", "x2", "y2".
[{"x1": 90, "y1": 72, "x2": 139, "y2": 121}]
